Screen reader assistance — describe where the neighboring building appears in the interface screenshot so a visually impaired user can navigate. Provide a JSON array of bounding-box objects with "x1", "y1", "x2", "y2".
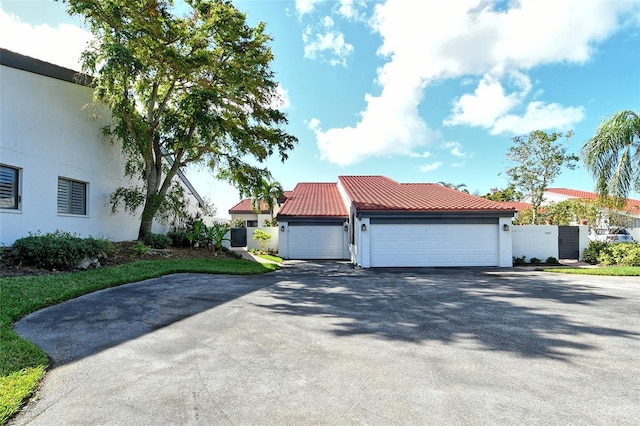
[
  {"x1": 0, "y1": 49, "x2": 206, "y2": 246},
  {"x1": 543, "y1": 188, "x2": 640, "y2": 228},
  {"x1": 228, "y1": 191, "x2": 292, "y2": 227},
  {"x1": 277, "y1": 176, "x2": 515, "y2": 268}
]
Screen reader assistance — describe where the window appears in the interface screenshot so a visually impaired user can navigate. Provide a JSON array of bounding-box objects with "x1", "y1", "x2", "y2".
[
  {"x1": 57, "y1": 177, "x2": 87, "y2": 215},
  {"x1": 0, "y1": 165, "x2": 20, "y2": 210},
  {"x1": 246, "y1": 220, "x2": 258, "y2": 227}
]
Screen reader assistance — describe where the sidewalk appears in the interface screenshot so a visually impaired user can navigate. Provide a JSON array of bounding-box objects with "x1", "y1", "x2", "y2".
[{"x1": 231, "y1": 247, "x2": 281, "y2": 265}]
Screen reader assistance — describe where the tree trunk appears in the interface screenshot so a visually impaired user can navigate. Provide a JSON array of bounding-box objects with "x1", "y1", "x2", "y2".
[{"x1": 137, "y1": 194, "x2": 161, "y2": 241}]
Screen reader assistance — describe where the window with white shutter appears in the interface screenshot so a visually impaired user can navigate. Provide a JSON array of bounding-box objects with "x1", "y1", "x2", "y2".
[
  {"x1": 0, "y1": 165, "x2": 20, "y2": 210},
  {"x1": 57, "y1": 177, "x2": 87, "y2": 215}
]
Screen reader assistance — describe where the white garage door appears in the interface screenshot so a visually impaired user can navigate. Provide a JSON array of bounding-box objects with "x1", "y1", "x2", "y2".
[
  {"x1": 288, "y1": 224, "x2": 347, "y2": 259},
  {"x1": 370, "y1": 223, "x2": 499, "y2": 267}
]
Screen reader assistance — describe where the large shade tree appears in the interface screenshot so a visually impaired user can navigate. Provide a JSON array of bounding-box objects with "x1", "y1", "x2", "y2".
[
  {"x1": 64, "y1": 0, "x2": 298, "y2": 240},
  {"x1": 582, "y1": 110, "x2": 640, "y2": 201},
  {"x1": 504, "y1": 130, "x2": 578, "y2": 224}
]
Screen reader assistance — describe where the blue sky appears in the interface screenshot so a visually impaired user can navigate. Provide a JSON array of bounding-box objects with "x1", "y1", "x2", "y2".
[{"x1": 2, "y1": 0, "x2": 639, "y2": 217}]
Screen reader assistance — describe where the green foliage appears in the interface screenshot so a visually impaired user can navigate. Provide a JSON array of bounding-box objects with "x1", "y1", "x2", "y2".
[
  {"x1": 583, "y1": 241, "x2": 610, "y2": 264},
  {"x1": 131, "y1": 241, "x2": 150, "y2": 257},
  {"x1": 252, "y1": 229, "x2": 272, "y2": 252},
  {"x1": 207, "y1": 222, "x2": 232, "y2": 252},
  {"x1": 582, "y1": 110, "x2": 640, "y2": 200},
  {"x1": 482, "y1": 184, "x2": 522, "y2": 202},
  {"x1": 597, "y1": 243, "x2": 640, "y2": 266},
  {"x1": 530, "y1": 257, "x2": 541, "y2": 264},
  {"x1": 505, "y1": 130, "x2": 578, "y2": 224},
  {"x1": 546, "y1": 257, "x2": 559, "y2": 264},
  {"x1": 263, "y1": 218, "x2": 278, "y2": 227},
  {"x1": 186, "y1": 219, "x2": 205, "y2": 248},
  {"x1": 143, "y1": 233, "x2": 171, "y2": 249},
  {"x1": 167, "y1": 231, "x2": 190, "y2": 248},
  {"x1": 545, "y1": 200, "x2": 599, "y2": 226},
  {"x1": 66, "y1": 0, "x2": 298, "y2": 240},
  {"x1": 250, "y1": 179, "x2": 284, "y2": 219},
  {"x1": 232, "y1": 218, "x2": 245, "y2": 228},
  {"x1": 512, "y1": 255, "x2": 527, "y2": 266},
  {"x1": 11, "y1": 231, "x2": 113, "y2": 270}
]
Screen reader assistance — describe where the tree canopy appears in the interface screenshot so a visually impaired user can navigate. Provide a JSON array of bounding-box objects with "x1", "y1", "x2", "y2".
[
  {"x1": 504, "y1": 130, "x2": 578, "y2": 224},
  {"x1": 251, "y1": 178, "x2": 283, "y2": 222},
  {"x1": 64, "y1": 0, "x2": 297, "y2": 239},
  {"x1": 582, "y1": 110, "x2": 640, "y2": 201}
]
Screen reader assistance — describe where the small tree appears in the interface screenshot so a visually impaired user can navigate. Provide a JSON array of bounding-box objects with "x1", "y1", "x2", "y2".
[
  {"x1": 251, "y1": 178, "x2": 284, "y2": 219},
  {"x1": 505, "y1": 130, "x2": 578, "y2": 224},
  {"x1": 482, "y1": 184, "x2": 522, "y2": 202},
  {"x1": 252, "y1": 229, "x2": 271, "y2": 252}
]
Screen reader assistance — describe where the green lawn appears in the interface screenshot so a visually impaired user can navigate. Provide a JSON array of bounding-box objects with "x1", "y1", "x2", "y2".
[
  {"x1": 541, "y1": 266, "x2": 640, "y2": 276},
  {"x1": 0, "y1": 258, "x2": 278, "y2": 425}
]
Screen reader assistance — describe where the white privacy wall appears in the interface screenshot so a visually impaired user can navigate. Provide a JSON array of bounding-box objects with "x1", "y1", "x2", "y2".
[{"x1": 512, "y1": 225, "x2": 559, "y2": 261}]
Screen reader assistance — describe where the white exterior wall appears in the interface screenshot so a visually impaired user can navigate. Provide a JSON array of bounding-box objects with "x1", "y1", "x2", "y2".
[
  {"x1": 498, "y1": 217, "x2": 513, "y2": 267},
  {"x1": 231, "y1": 213, "x2": 272, "y2": 227},
  {"x1": 512, "y1": 225, "x2": 559, "y2": 261},
  {"x1": 246, "y1": 226, "x2": 279, "y2": 252},
  {"x1": 0, "y1": 63, "x2": 202, "y2": 245}
]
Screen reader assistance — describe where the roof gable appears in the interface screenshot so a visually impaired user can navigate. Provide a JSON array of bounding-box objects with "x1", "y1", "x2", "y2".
[
  {"x1": 339, "y1": 176, "x2": 515, "y2": 212},
  {"x1": 277, "y1": 183, "x2": 348, "y2": 217}
]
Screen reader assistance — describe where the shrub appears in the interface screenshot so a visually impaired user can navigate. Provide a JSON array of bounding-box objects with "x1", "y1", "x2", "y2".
[
  {"x1": 167, "y1": 231, "x2": 190, "y2": 248},
  {"x1": 529, "y1": 257, "x2": 541, "y2": 264},
  {"x1": 600, "y1": 243, "x2": 640, "y2": 266},
  {"x1": 131, "y1": 241, "x2": 150, "y2": 257},
  {"x1": 545, "y1": 256, "x2": 559, "y2": 264},
  {"x1": 144, "y1": 233, "x2": 171, "y2": 249},
  {"x1": 253, "y1": 229, "x2": 272, "y2": 252},
  {"x1": 12, "y1": 231, "x2": 113, "y2": 270},
  {"x1": 583, "y1": 241, "x2": 609, "y2": 264},
  {"x1": 512, "y1": 255, "x2": 526, "y2": 266}
]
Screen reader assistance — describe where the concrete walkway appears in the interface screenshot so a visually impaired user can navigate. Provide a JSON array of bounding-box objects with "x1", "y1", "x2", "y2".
[{"x1": 11, "y1": 263, "x2": 640, "y2": 425}]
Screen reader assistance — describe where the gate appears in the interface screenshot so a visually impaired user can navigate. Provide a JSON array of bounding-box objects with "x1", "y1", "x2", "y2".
[
  {"x1": 230, "y1": 227, "x2": 247, "y2": 247},
  {"x1": 558, "y1": 226, "x2": 579, "y2": 259}
]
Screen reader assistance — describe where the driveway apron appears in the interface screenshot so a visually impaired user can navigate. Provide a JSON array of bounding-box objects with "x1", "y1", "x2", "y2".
[{"x1": 11, "y1": 261, "x2": 640, "y2": 425}]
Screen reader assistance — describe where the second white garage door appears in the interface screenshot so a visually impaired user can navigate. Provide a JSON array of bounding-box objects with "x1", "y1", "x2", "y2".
[
  {"x1": 287, "y1": 224, "x2": 348, "y2": 259},
  {"x1": 369, "y1": 223, "x2": 499, "y2": 267}
]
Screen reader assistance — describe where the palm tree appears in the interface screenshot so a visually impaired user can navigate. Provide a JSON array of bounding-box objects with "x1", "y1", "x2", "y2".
[
  {"x1": 251, "y1": 178, "x2": 284, "y2": 220},
  {"x1": 582, "y1": 110, "x2": 640, "y2": 200},
  {"x1": 438, "y1": 182, "x2": 469, "y2": 193}
]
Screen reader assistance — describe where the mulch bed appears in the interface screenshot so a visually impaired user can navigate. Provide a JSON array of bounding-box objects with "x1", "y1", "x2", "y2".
[{"x1": 0, "y1": 241, "x2": 235, "y2": 278}]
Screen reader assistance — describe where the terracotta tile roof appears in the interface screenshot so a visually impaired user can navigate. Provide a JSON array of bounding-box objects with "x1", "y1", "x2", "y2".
[
  {"x1": 546, "y1": 188, "x2": 640, "y2": 215},
  {"x1": 496, "y1": 201, "x2": 534, "y2": 212},
  {"x1": 228, "y1": 199, "x2": 269, "y2": 214},
  {"x1": 277, "y1": 183, "x2": 348, "y2": 217},
  {"x1": 338, "y1": 176, "x2": 515, "y2": 212}
]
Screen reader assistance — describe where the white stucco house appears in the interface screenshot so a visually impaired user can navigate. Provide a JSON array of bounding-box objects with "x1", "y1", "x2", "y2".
[
  {"x1": 277, "y1": 176, "x2": 515, "y2": 268},
  {"x1": 0, "y1": 49, "x2": 206, "y2": 246}
]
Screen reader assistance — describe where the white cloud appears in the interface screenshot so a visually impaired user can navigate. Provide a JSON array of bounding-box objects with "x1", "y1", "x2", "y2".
[
  {"x1": 445, "y1": 72, "x2": 531, "y2": 128},
  {"x1": 315, "y1": 0, "x2": 636, "y2": 165},
  {"x1": 410, "y1": 151, "x2": 431, "y2": 158},
  {"x1": 443, "y1": 142, "x2": 472, "y2": 158},
  {"x1": 337, "y1": 0, "x2": 367, "y2": 20},
  {"x1": 296, "y1": 0, "x2": 324, "y2": 16},
  {"x1": 303, "y1": 16, "x2": 354, "y2": 66},
  {"x1": 419, "y1": 162, "x2": 443, "y2": 173},
  {"x1": 0, "y1": 7, "x2": 92, "y2": 71},
  {"x1": 491, "y1": 101, "x2": 585, "y2": 135}
]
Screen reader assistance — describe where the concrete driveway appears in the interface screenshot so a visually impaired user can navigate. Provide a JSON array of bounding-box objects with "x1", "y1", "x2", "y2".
[{"x1": 11, "y1": 262, "x2": 640, "y2": 425}]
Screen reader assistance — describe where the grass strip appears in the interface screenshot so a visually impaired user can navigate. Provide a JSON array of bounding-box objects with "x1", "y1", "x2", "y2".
[
  {"x1": 540, "y1": 266, "x2": 640, "y2": 276},
  {"x1": 0, "y1": 258, "x2": 278, "y2": 424}
]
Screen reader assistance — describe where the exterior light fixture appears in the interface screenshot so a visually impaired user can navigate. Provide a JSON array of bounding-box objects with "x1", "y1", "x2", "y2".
[
  {"x1": 280, "y1": 225, "x2": 285, "y2": 232},
  {"x1": 361, "y1": 224, "x2": 367, "y2": 231},
  {"x1": 503, "y1": 224, "x2": 510, "y2": 231}
]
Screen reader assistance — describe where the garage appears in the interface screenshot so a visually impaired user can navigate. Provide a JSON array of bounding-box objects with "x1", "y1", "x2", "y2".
[
  {"x1": 369, "y1": 219, "x2": 499, "y2": 267},
  {"x1": 286, "y1": 222, "x2": 348, "y2": 259}
]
